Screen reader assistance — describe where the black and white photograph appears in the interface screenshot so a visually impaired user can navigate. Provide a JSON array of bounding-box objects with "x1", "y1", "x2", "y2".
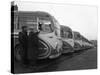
[{"x1": 11, "y1": 1, "x2": 97, "y2": 74}]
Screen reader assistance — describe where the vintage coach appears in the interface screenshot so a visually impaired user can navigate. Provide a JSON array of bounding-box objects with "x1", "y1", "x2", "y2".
[{"x1": 12, "y1": 11, "x2": 63, "y2": 61}]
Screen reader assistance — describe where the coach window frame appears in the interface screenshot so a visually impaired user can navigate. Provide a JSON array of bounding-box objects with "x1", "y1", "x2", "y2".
[{"x1": 38, "y1": 17, "x2": 53, "y2": 34}]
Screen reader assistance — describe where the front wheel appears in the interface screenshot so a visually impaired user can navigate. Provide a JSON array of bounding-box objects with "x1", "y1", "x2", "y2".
[{"x1": 14, "y1": 44, "x2": 24, "y2": 62}]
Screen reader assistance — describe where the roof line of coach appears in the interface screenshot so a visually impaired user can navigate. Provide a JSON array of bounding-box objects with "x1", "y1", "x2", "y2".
[
  {"x1": 17, "y1": 11, "x2": 52, "y2": 16},
  {"x1": 60, "y1": 25, "x2": 72, "y2": 31}
]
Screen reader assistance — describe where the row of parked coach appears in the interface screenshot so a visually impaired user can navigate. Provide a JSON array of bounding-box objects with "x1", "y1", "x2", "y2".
[{"x1": 12, "y1": 11, "x2": 94, "y2": 61}]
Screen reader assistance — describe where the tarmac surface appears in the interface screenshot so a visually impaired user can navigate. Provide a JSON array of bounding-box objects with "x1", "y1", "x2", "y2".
[{"x1": 14, "y1": 47, "x2": 97, "y2": 74}]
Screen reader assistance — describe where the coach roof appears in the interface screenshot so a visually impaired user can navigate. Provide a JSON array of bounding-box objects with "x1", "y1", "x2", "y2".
[
  {"x1": 60, "y1": 25, "x2": 72, "y2": 32},
  {"x1": 73, "y1": 31, "x2": 80, "y2": 35},
  {"x1": 15, "y1": 11, "x2": 52, "y2": 18}
]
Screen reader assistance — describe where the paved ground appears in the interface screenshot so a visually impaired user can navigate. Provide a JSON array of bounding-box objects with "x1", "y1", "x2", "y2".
[{"x1": 14, "y1": 47, "x2": 97, "y2": 74}]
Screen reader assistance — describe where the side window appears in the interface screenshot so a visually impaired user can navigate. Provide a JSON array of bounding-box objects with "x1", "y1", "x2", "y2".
[
  {"x1": 64, "y1": 31, "x2": 69, "y2": 38},
  {"x1": 77, "y1": 34, "x2": 81, "y2": 39},
  {"x1": 16, "y1": 16, "x2": 37, "y2": 30},
  {"x1": 67, "y1": 31, "x2": 73, "y2": 38},
  {"x1": 61, "y1": 29, "x2": 66, "y2": 38},
  {"x1": 26, "y1": 19, "x2": 37, "y2": 29},
  {"x1": 75, "y1": 34, "x2": 81, "y2": 40},
  {"x1": 61, "y1": 30, "x2": 66, "y2": 38}
]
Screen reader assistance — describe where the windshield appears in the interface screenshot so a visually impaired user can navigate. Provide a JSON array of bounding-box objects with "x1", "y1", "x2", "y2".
[
  {"x1": 38, "y1": 17, "x2": 53, "y2": 33},
  {"x1": 74, "y1": 33, "x2": 81, "y2": 40},
  {"x1": 61, "y1": 30, "x2": 73, "y2": 39}
]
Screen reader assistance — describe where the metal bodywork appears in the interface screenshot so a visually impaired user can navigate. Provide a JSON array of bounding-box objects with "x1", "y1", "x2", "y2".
[
  {"x1": 80, "y1": 35, "x2": 94, "y2": 49},
  {"x1": 73, "y1": 31, "x2": 94, "y2": 50},
  {"x1": 12, "y1": 11, "x2": 94, "y2": 61},
  {"x1": 12, "y1": 11, "x2": 63, "y2": 60},
  {"x1": 60, "y1": 25, "x2": 74, "y2": 53}
]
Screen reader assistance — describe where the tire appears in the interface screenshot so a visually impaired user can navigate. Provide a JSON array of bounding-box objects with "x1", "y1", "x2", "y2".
[{"x1": 14, "y1": 44, "x2": 24, "y2": 62}]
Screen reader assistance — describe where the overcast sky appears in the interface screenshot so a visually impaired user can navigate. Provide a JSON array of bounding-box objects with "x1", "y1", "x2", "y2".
[{"x1": 15, "y1": 1, "x2": 98, "y2": 40}]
